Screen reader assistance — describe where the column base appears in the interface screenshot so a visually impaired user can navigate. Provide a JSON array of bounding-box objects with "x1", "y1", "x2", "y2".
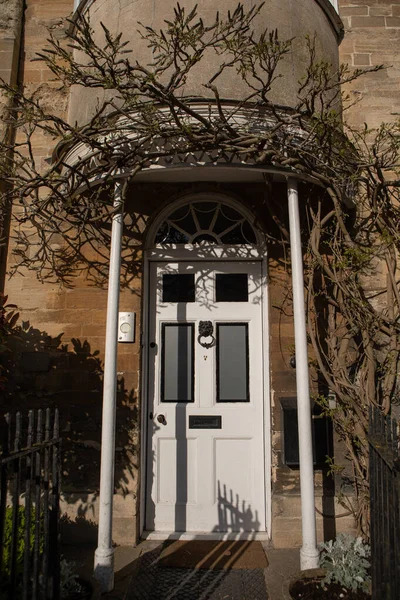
[
  {"x1": 300, "y1": 546, "x2": 320, "y2": 571},
  {"x1": 94, "y1": 546, "x2": 115, "y2": 592}
]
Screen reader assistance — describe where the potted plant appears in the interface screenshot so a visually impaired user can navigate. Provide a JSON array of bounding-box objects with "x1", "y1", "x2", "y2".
[{"x1": 283, "y1": 534, "x2": 371, "y2": 599}]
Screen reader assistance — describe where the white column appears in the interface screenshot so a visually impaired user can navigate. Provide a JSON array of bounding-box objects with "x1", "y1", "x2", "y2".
[
  {"x1": 287, "y1": 177, "x2": 319, "y2": 570},
  {"x1": 94, "y1": 181, "x2": 124, "y2": 592}
]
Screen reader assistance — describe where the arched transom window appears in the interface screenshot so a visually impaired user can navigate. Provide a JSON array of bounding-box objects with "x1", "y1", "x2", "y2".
[{"x1": 154, "y1": 201, "x2": 257, "y2": 245}]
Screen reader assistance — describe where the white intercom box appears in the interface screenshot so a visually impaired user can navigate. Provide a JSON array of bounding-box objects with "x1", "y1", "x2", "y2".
[{"x1": 118, "y1": 312, "x2": 135, "y2": 343}]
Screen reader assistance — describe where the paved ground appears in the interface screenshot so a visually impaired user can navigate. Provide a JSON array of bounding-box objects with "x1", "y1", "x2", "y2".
[
  {"x1": 124, "y1": 542, "x2": 269, "y2": 599},
  {"x1": 61, "y1": 541, "x2": 300, "y2": 600}
]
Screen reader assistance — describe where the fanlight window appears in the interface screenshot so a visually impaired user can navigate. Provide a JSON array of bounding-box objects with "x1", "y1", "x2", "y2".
[{"x1": 155, "y1": 202, "x2": 257, "y2": 245}]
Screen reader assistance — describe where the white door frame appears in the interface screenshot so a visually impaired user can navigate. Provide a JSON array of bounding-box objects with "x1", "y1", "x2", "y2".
[{"x1": 139, "y1": 195, "x2": 272, "y2": 540}]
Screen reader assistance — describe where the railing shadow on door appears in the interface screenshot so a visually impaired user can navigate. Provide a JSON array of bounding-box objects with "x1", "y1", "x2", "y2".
[{"x1": 213, "y1": 481, "x2": 261, "y2": 537}]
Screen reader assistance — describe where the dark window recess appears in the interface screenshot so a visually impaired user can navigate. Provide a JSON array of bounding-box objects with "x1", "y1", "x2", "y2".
[
  {"x1": 162, "y1": 274, "x2": 195, "y2": 303},
  {"x1": 161, "y1": 323, "x2": 194, "y2": 402},
  {"x1": 213, "y1": 210, "x2": 241, "y2": 235},
  {"x1": 220, "y1": 224, "x2": 246, "y2": 245},
  {"x1": 192, "y1": 233, "x2": 218, "y2": 244},
  {"x1": 194, "y1": 203, "x2": 217, "y2": 230},
  {"x1": 155, "y1": 224, "x2": 189, "y2": 244},
  {"x1": 281, "y1": 397, "x2": 333, "y2": 467},
  {"x1": 241, "y1": 220, "x2": 257, "y2": 244},
  {"x1": 216, "y1": 323, "x2": 249, "y2": 402},
  {"x1": 216, "y1": 274, "x2": 248, "y2": 302}
]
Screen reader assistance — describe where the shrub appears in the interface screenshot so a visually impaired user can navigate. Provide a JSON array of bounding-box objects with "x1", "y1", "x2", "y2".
[
  {"x1": 318, "y1": 533, "x2": 371, "y2": 592},
  {"x1": 1, "y1": 506, "x2": 40, "y2": 576},
  {"x1": 0, "y1": 506, "x2": 43, "y2": 598}
]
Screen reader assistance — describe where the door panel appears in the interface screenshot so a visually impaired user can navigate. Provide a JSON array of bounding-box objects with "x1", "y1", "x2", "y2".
[
  {"x1": 146, "y1": 261, "x2": 266, "y2": 534},
  {"x1": 157, "y1": 437, "x2": 198, "y2": 504}
]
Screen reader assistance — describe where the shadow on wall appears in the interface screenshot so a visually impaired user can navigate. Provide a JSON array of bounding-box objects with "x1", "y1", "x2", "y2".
[{"x1": 0, "y1": 320, "x2": 139, "y2": 533}]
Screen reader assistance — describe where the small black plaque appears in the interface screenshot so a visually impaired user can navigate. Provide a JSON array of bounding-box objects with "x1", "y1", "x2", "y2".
[{"x1": 189, "y1": 415, "x2": 222, "y2": 429}]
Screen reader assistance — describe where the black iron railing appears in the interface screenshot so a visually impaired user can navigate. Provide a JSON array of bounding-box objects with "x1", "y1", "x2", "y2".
[
  {"x1": 0, "y1": 409, "x2": 61, "y2": 599},
  {"x1": 369, "y1": 407, "x2": 400, "y2": 600}
]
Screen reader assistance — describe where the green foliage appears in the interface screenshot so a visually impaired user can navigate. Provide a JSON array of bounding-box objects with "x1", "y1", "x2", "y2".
[
  {"x1": 319, "y1": 533, "x2": 371, "y2": 592},
  {"x1": 0, "y1": 506, "x2": 43, "y2": 597},
  {"x1": 0, "y1": 509, "x2": 82, "y2": 598},
  {"x1": 1, "y1": 506, "x2": 40, "y2": 576}
]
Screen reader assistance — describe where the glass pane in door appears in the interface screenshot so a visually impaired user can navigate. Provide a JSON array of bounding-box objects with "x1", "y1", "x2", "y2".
[
  {"x1": 161, "y1": 323, "x2": 194, "y2": 402},
  {"x1": 216, "y1": 323, "x2": 249, "y2": 402}
]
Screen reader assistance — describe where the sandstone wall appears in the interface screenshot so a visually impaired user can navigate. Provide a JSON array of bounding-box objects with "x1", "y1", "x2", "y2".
[
  {"x1": 0, "y1": 0, "x2": 23, "y2": 95},
  {"x1": 0, "y1": 0, "x2": 24, "y2": 289},
  {"x1": 339, "y1": 0, "x2": 400, "y2": 127},
  {"x1": 2, "y1": 1, "x2": 141, "y2": 544},
  {"x1": 1, "y1": 1, "x2": 360, "y2": 547}
]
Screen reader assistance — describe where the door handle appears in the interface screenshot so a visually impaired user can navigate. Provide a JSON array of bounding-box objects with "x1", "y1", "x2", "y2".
[{"x1": 157, "y1": 414, "x2": 167, "y2": 425}]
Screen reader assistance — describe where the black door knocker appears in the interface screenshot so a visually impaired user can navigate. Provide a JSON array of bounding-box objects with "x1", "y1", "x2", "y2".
[{"x1": 198, "y1": 321, "x2": 215, "y2": 349}]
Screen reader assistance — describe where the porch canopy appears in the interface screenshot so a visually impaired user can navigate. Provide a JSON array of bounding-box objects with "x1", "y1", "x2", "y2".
[{"x1": 57, "y1": 101, "x2": 322, "y2": 591}]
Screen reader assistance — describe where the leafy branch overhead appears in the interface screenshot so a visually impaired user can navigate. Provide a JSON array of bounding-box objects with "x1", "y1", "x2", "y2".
[{"x1": 0, "y1": 2, "x2": 399, "y2": 538}]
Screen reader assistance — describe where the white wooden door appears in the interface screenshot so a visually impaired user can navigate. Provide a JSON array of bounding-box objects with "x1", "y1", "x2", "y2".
[{"x1": 145, "y1": 261, "x2": 266, "y2": 534}]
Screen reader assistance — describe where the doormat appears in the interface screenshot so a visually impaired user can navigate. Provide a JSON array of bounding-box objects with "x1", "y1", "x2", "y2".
[
  {"x1": 127, "y1": 543, "x2": 269, "y2": 599},
  {"x1": 158, "y1": 540, "x2": 268, "y2": 570}
]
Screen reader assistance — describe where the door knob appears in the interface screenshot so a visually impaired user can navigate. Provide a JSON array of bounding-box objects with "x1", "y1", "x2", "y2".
[{"x1": 157, "y1": 414, "x2": 167, "y2": 425}]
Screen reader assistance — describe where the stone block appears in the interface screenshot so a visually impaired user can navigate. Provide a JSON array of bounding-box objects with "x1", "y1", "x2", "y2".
[
  {"x1": 272, "y1": 519, "x2": 302, "y2": 548},
  {"x1": 113, "y1": 493, "x2": 137, "y2": 517},
  {"x1": 341, "y1": 16, "x2": 351, "y2": 29},
  {"x1": 117, "y1": 353, "x2": 139, "y2": 373},
  {"x1": 270, "y1": 370, "x2": 297, "y2": 393},
  {"x1": 65, "y1": 289, "x2": 108, "y2": 309},
  {"x1": 340, "y1": 6, "x2": 369, "y2": 17},
  {"x1": 339, "y1": 37, "x2": 356, "y2": 54},
  {"x1": 29, "y1": 308, "x2": 89, "y2": 325},
  {"x1": 351, "y1": 16, "x2": 386, "y2": 27},
  {"x1": 0, "y1": 49, "x2": 13, "y2": 73},
  {"x1": 0, "y1": 70, "x2": 11, "y2": 86},
  {"x1": 385, "y1": 16, "x2": 400, "y2": 27},
  {"x1": 44, "y1": 292, "x2": 67, "y2": 310},
  {"x1": 22, "y1": 69, "x2": 42, "y2": 82},
  {"x1": 81, "y1": 323, "x2": 106, "y2": 337},
  {"x1": 353, "y1": 53, "x2": 372, "y2": 65},
  {"x1": 118, "y1": 371, "x2": 139, "y2": 393},
  {"x1": 112, "y1": 517, "x2": 138, "y2": 546},
  {"x1": 340, "y1": 53, "x2": 353, "y2": 64},
  {"x1": 370, "y1": 6, "x2": 393, "y2": 17},
  {"x1": 335, "y1": 516, "x2": 358, "y2": 536}
]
